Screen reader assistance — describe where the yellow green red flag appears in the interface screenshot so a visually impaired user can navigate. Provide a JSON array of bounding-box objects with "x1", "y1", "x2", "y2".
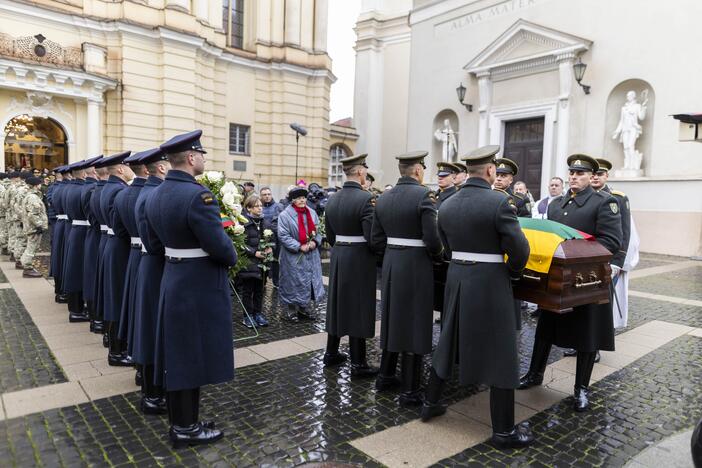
[{"x1": 517, "y1": 218, "x2": 592, "y2": 273}]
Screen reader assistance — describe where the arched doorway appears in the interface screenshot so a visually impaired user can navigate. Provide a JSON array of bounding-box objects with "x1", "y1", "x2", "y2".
[{"x1": 3, "y1": 115, "x2": 68, "y2": 171}]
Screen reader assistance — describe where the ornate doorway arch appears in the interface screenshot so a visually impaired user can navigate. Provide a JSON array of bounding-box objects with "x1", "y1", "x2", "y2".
[{"x1": 3, "y1": 114, "x2": 69, "y2": 171}]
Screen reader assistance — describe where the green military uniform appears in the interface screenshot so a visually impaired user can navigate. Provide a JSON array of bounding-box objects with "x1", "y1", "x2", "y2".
[
  {"x1": 20, "y1": 178, "x2": 48, "y2": 275},
  {"x1": 0, "y1": 175, "x2": 8, "y2": 254},
  {"x1": 433, "y1": 162, "x2": 460, "y2": 319},
  {"x1": 494, "y1": 158, "x2": 531, "y2": 217},
  {"x1": 595, "y1": 159, "x2": 631, "y2": 269},
  {"x1": 12, "y1": 180, "x2": 30, "y2": 262},
  {"x1": 5, "y1": 176, "x2": 22, "y2": 259}
]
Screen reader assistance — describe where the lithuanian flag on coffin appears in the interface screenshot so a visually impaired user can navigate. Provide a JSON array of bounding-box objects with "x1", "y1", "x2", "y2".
[
  {"x1": 518, "y1": 218, "x2": 593, "y2": 274},
  {"x1": 221, "y1": 213, "x2": 234, "y2": 228}
]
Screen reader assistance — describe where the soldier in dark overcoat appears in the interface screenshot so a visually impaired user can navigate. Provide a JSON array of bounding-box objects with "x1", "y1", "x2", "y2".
[
  {"x1": 519, "y1": 154, "x2": 622, "y2": 412},
  {"x1": 132, "y1": 148, "x2": 170, "y2": 415},
  {"x1": 420, "y1": 145, "x2": 534, "y2": 449},
  {"x1": 115, "y1": 153, "x2": 148, "y2": 357},
  {"x1": 83, "y1": 162, "x2": 108, "y2": 334},
  {"x1": 323, "y1": 153, "x2": 378, "y2": 377},
  {"x1": 59, "y1": 168, "x2": 77, "y2": 293},
  {"x1": 370, "y1": 151, "x2": 443, "y2": 407},
  {"x1": 98, "y1": 151, "x2": 135, "y2": 366},
  {"x1": 433, "y1": 162, "x2": 459, "y2": 321},
  {"x1": 90, "y1": 163, "x2": 111, "y2": 337},
  {"x1": 145, "y1": 130, "x2": 237, "y2": 447},
  {"x1": 493, "y1": 158, "x2": 531, "y2": 217},
  {"x1": 593, "y1": 158, "x2": 631, "y2": 272},
  {"x1": 49, "y1": 167, "x2": 70, "y2": 303}
]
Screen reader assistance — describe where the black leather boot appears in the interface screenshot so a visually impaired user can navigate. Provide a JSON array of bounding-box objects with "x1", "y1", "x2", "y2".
[
  {"x1": 490, "y1": 387, "x2": 534, "y2": 449},
  {"x1": 68, "y1": 293, "x2": 89, "y2": 322},
  {"x1": 55, "y1": 293, "x2": 69, "y2": 304},
  {"x1": 398, "y1": 353, "x2": 424, "y2": 407},
  {"x1": 421, "y1": 368, "x2": 447, "y2": 422},
  {"x1": 107, "y1": 322, "x2": 133, "y2": 367},
  {"x1": 168, "y1": 388, "x2": 223, "y2": 448},
  {"x1": 141, "y1": 364, "x2": 167, "y2": 415},
  {"x1": 518, "y1": 339, "x2": 551, "y2": 389},
  {"x1": 349, "y1": 337, "x2": 378, "y2": 378},
  {"x1": 573, "y1": 351, "x2": 597, "y2": 412},
  {"x1": 135, "y1": 366, "x2": 143, "y2": 387},
  {"x1": 322, "y1": 335, "x2": 347, "y2": 367},
  {"x1": 375, "y1": 351, "x2": 400, "y2": 391}
]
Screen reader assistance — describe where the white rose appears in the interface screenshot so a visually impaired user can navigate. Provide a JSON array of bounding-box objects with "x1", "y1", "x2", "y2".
[
  {"x1": 263, "y1": 229, "x2": 273, "y2": 237},
  {"x1": 233, "y1": 224, "x2": 245, "y2": 235},
  {"x1": 220, "y1": 181, "x2": 237, "y2": 195},
  {"x1": 221, "y1": 192, "x2": 236, "y2": 210},
  {"x1": 231, "y1": 203, "x2": 242, "y2": 216},
  {"x1": 205, "y1": 171, "x2": 223, "y2": 183}
]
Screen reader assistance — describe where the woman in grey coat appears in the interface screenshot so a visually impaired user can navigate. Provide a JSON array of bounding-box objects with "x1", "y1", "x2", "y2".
[{"x1": 277, "y1": 187, "x2": 325, "y2": 321}]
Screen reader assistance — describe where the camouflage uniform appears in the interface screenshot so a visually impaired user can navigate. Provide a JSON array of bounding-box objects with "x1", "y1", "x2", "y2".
[
  {"x1": 20, "y1": 186, "x2": 48, "y2": 268},
  {"x1": 0, "y1": 180, "x2": 8, "y2": 253},
  {"x1": 12, "y1": 184, "x2": 29, "y2": 259},
  {"x1": 4, "y1": 181, "x2": 20, "y2": 256}
]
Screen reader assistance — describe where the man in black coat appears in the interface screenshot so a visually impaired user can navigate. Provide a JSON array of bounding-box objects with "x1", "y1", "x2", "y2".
[
  {"x1": 433, "y1": 162, "x2": 459, "y2": 322},
  {"x1": 519, "y1": 154, "x2": 622, "y2": 412},
  {"x1": 420, "y1": 145, "x2": 534, "y2": 449},
  {"x1": 493, "y1": 158, "x2": 531, "y2": 217},
  {"x1": 323, "y1": 153, "x2": 378, "y2": 378},
  {"x1": 370, "y1": 151, "x2": 443, "y2": 407}
]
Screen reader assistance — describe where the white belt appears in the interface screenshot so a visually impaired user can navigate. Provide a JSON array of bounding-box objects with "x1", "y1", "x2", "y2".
[
  {"x1": 72, "y1": 220, "x2": 90, "y2": 226},
  {"x1": 387, "y1": 237, "x2": 425, "y2": 247},
  {"x1": 452, "y1": 251, "x2": 504, "y2": 263},
  {"x1": 336, "y1": 235, "x2": 366, "y2": 244},
  {"x1": 106, "y1": 228, "x2": 115, "y2": 235},
  {"x1": 141, "y1": 245, "x2": 147, "y2": 254},
  {"x1": 57, "y1": 214, "x2": 68, "y2": 220},
  {"x1": 164, "y1": 247, "x2": 209, "y2": 259},
  {"x1": 100, "y1": 224, "x2": 108, "y2": 232},
  {"x1": 130, "y1": 237, "x2": 142, "y2": 247}
]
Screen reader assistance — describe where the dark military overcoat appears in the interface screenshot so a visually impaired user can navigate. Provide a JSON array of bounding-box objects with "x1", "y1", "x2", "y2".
[
  {"x1": 48, "y1": 180, "x2": 67, "y2": 288},
  {"x1": 132, "y1": 176, "x2": 164, "y2": 366},
  {"x1": 145, "y1": 170, "x2": 237, "y2": 391},
  {"x1": 433, "y1": 185, "x2": 457, "y2": 314},
  {"x1": 99, "y1": 175, "x2": 130, "y2": 323},
  {"x1": 82, "y1": 178, "x2": 102, "y2": 308},
  {"x1": 602, "y1": 185, "x2": 631, "y2": 268},
  {"x1": 432, "y1": 177, "x2": 530, "y2": 388},
  {"x1": 62, "y1": 178, "x2": 88, "y2": 293},
  {"x1": 59, "y1": 180, "x2": 76, "y2": 292},
  {"x1": 370, "y1": 176, "x2": 443, "y2": 355},
  {"x1": 324, "y1": 181, "x2": 377, "y2": 339},
  {"x1": 115, "y1": 177, "x2": 146, "y2": 352},
  {"x1": 535, "y1": 185, "x2": 622, "y2": 351},
  {"x1": 91, "y1": 180, "x2": 109, "y2": 319}
]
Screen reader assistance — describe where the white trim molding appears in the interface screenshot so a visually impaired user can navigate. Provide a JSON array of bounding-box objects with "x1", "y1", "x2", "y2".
[{"x1": 488, "y1": 100, "x2": 558, "y2": 199}]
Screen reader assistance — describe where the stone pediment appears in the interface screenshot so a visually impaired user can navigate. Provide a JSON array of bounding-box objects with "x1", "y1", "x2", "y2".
[{"x1": 465, "y1": 19, "x2": 592, "y2": 80}]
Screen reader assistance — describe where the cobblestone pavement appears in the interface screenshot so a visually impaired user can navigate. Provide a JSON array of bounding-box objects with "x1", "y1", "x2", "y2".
[
  {"x1": 630, "y1": 266, "x2": 702, "y2": 302},
  {"x1": 0, "y1": 254, "x2": 700, "y2": 466},
  {"x1": 0, "y1": 289, "x2": 66, "y2": 393}
]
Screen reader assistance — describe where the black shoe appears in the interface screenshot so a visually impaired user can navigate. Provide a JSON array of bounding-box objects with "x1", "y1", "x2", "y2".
[
  {"x1": 56, "y1": 294, "x2": 69, "y2": 304},
  {"x1": 9, "y1": 254, "x2": 15, "y2": 262},
  {"x1": 242, "y1": 316, "x2": 254, "y2": 329},
  {"x1": 169, "y1": 424, "x2": 223, "y2": 449},
  {"x1": 573, "y1": 386, "x2": 589, "y2": 412},
  {"x1": 375, "y1": 375, "x2": 401, "y2": 391},
  {"x1": 563, "y1": 348, "x2": 577, "y2": 357},
  {"x1": 594, "y1": 351, "x2": 600, "y2": 363},
  {"x1": 350, "y1": 364, "x2": 379, "y2": 378},
  {"x1": 323, "y1": 352, "x2": 347, "y2": 367},
  {"x1": 69, "y1": 313, "x2": 90, "y2": 323},
  {"x1": 93, "y1": 321, "x2": 105, "y2": 334},
  {"x1": 297, "y1": 310, "x2": 316, "y2": 321},
  {"x1": 23, "y1": 268, "x2": 42, "y2": 278},
  {"x1": 517, "y1": 372, "x2": 543, "y2": 390},
  {"x1": 420, "y1": 402, "x2": 447, "y2": 422},
  {"x1": 15, "y1": 261, "x2": 23, "y2": 269},
  {"x1": 399, "y1": 390, "x2": 424, "y2": 408},
  {"x1": 141, "y1": 397, "x2": 167, "y2": 415},
  {"x1": 102, "y1": 333, "x2": 109, "y2": 348},
  {"x1": 108, "y1": 353, "x2": 134, "y2": 367},
  {"x1": 135, "y1": 369, "x2": 143, "y2": 387},
  {"x1": 491, "y1": 424, "x2": 535, "y2": 449}
]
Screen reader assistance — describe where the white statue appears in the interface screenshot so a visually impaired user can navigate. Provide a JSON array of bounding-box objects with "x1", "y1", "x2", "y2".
[
  {"x1": 434, "y1": 118, "x2": 458, "y2": 162},
  {"x1": 612, "y1": 90, "x2": 648, "y2": 171}
]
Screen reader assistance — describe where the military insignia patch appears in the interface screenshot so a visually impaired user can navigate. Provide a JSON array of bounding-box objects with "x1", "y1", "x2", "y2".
[
  {"x1": 609, "y1": 202, "x2": 619, "y2": 214},
  {"x1": 201, "y1": 193, "x2": 214, "y2": 205}
]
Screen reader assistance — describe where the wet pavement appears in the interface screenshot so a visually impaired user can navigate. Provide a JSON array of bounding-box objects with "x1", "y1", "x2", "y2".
[{"x1": 0, "y1": 252, "x2": 701, "y2": 467}]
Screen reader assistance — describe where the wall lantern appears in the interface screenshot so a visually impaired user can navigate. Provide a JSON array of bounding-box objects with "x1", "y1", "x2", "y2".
[
  {"x1": 573, "y1": 57, "x2": 591, "y2": 95},
  {"x1": 456, "y1": 83, "x2": 473, "y2": 112}
]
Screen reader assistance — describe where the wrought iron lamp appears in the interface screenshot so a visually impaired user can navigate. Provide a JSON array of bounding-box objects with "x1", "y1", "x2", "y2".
[
  {"x1": 573, "y1": 58, "x2": 591, "y2": 95},
  {"x1": 456, "y1": 83, "x2": 473, "y2": 112}
]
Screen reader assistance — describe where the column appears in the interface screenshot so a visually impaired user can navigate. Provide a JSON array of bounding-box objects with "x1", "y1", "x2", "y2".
[
  {"x1": 256, "y1": 0, "x2": 272, "y2": 44},
  {"x1": 284, "y1": 0, "x2": 301, "y2": 46},
  {"x1": 313, "y1": 0, "x2": 328, "y2": 51},
  {"x1": 194, "y1": 0, "x2": 208, "y2": 22},
  {"x1": 555, "y1": 53, "x2": 574, "y2": 178},
  {"x1": 477, "y1": 72, "x2": 492, "y2": 147},
  {"x1": 271, "y1": 0, "x2": 285, "y2": 44},
  {"x1": 86, "y1": 98, "x2": 102, "y2": 156}
]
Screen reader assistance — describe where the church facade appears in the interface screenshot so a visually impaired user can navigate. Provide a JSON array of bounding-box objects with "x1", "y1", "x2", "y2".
[
  {"x1": 354, "y1": 0, "x2": 702, "y2": 256},
  {"x1": 0, "y1": 0, "x2": 334, "y2": 192}
]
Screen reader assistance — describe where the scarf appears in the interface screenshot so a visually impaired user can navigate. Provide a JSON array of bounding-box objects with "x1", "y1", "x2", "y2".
[{"x1": 293, "y1": 204, "x2": 315, "y2": 243}]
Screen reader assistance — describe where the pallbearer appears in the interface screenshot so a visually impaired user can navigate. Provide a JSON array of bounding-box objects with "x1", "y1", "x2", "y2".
[
  {"x1": 49, "y1": 167, "x2": 71, "y2": 303},
  {"x1": 421, "y1": 145, "x2": 534, "y2": 449},
  {"x1": 323, "y1": 153, "x2": 378, "y2": 377},
  {"x1": 98, "y1": 151, "x2": 135, "y2": 366},
  {"x1": 133, "y1": 148, "x2": 170, "y2": 415},
  {"x1": 145, "y1": 130, "x2": 237, "y2": 447},
  {"x1": 89, "y1": 161, "x2": 111, "y2": 336},
  {"x1": 433, "y1": 162, "x2": 459, "y2": 322},
  {"x1": 370, "y1": 151, "x2": 443, "y2": 407},
  {"x1": 492, "y1": 158, "x2": 531, "y2": 217},
  {"x1": 83, "y1": 158, "x2": 107, "y2": 333}
]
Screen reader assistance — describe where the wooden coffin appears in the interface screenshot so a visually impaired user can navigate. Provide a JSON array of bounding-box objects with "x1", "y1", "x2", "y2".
[{"x1": 513, "y1": 239, "x2": 613, "y2": 313}]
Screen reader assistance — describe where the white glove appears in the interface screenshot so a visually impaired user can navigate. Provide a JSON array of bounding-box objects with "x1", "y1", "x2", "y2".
[{"x1": 611, "y1": 264, "x2": 622, "y2": 278}]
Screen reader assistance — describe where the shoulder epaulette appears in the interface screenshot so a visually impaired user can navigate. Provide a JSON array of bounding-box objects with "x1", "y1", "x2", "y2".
[{"x1": 611, "y1": 190, "x2": 627, "y2": 198}]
